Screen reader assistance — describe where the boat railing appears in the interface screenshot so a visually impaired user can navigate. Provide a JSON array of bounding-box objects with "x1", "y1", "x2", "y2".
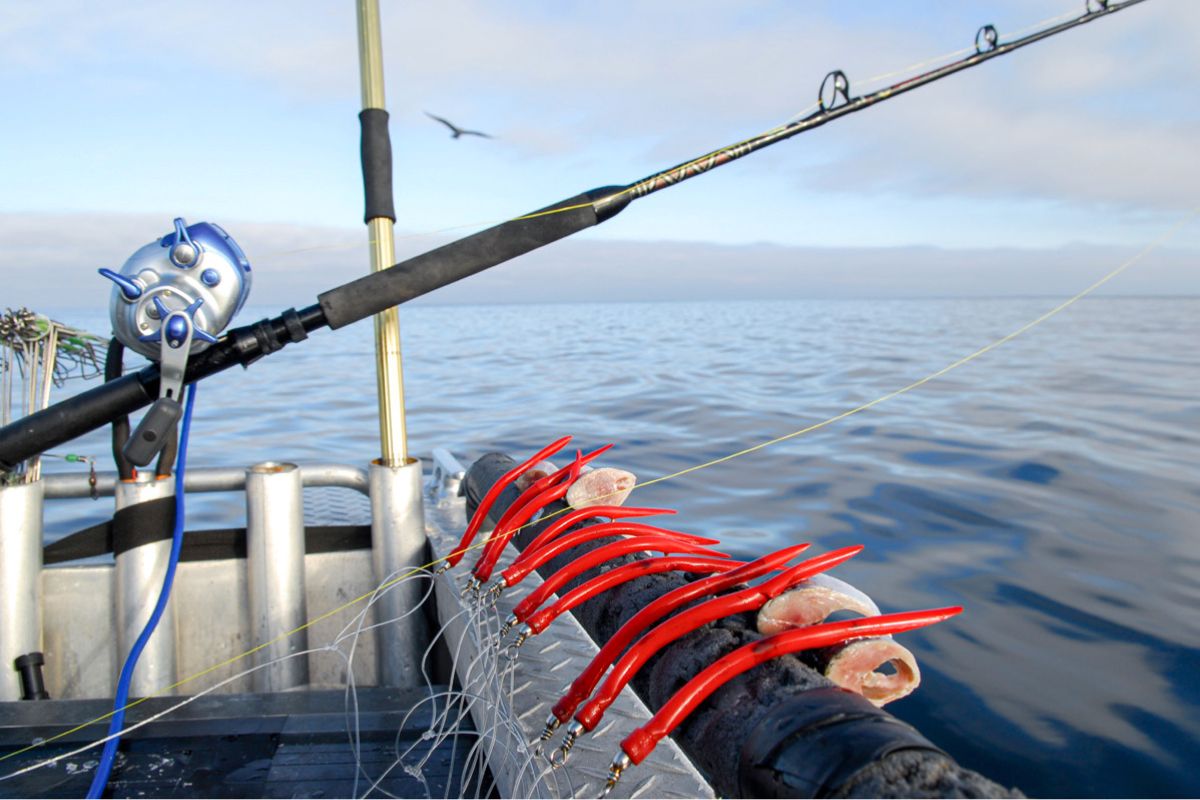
[{"x1": 1, "y1": 459, "x2": 429, "y2": 703}]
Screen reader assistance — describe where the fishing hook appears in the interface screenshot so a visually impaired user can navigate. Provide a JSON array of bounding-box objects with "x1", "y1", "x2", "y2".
[{"x1": 500, "y1": 541, "x2": 734, "y2": 640}]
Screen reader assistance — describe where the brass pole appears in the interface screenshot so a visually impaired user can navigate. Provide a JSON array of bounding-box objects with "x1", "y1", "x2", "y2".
[{"x1": 356, "y1": 0, "x2": 408, "y2": 465}]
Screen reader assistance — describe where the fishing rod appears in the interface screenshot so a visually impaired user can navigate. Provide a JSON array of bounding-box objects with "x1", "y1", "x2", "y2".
[{"x1": 0, "y1": 0, "x2": 1148, "y2": 472}]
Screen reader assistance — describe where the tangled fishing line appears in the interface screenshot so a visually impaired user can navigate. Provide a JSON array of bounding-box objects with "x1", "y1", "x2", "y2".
[{"x1": 1, "y1": 308, "x2": 105, "y2": 484}]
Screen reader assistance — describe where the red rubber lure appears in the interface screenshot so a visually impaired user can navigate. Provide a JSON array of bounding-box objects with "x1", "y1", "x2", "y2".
[
  {"x1": 572, "y1": 545, "x2": 864, "y2": 734},
  {"x1": 498, "y1": 521, "x2": 722, "y2": 591},
  {"x1": 515, "y1": 555, "x2": 742, "y2": 641},
  {"x1": 444, "y1": 435, "x2": 571, "y2": 568},
  {"x1": 602, "y1": 606, "x2": 963, "y2": 792},
  {"x1": 507, "y1": 540, "x2": 735, "y2": 624},
  {"x1": 542, "y1": 542, "x2": 813, "y2": 737}
]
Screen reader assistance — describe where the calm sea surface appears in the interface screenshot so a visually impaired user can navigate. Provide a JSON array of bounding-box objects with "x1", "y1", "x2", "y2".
[{"x1": 36, "y1": 297, "x2": 1200, "y2": 798}]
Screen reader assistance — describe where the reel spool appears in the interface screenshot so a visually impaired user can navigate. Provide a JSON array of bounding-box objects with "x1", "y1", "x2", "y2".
[{"x1": 99, "y1": 217, "x2": 251, "y2": 466}]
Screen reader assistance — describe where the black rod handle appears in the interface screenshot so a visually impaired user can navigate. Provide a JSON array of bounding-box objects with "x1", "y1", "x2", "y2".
[{"x1": 318, "y1": 185, "x2": 629, "y2": 330}]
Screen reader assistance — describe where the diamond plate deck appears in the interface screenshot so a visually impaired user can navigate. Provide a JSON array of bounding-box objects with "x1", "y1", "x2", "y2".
[{"x1": 424, "y1": 473, "x2": 715, "y2": 800}]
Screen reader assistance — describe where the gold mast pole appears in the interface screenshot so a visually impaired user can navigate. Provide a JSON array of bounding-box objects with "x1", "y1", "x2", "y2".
[{"x1": 356, "y1": 0, "x2": 408, "y2": 466}]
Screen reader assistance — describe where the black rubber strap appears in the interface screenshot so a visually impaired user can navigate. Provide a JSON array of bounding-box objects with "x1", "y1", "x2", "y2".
[
  {"x1": 43, "y1": 519, "x2": 113, "y2": 564},
  {"x1": 360, "y1": 108, "x2": 396, "y2": 223},
  {"x1": 44, "y1": 520, "x2": 373, "y2": 565},
  {"x1": 113, "y1": 495, "x2": 176, "y2": 557},
  {"x1": 738, "y1": 687, "x2": 947, "y2": 798}
]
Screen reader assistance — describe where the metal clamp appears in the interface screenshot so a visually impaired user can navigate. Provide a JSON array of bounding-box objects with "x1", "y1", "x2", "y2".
[{"x1": 123, "y1": 306, "x2": 196, "y2": 466}]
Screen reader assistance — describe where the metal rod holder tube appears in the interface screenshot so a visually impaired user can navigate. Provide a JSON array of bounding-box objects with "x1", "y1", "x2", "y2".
[
  {"x1": 245, "y1": 462, "x2": 309, "y2": 692},
  {"x1": 0, "y1": 480, "x2": 45, "y2": 701},
  {"x1": 369, "y1": 458, "x2": 428, "y2": 686},
  {"x1": 114, "y1": 476, "x2": 179, "y2": 696}
]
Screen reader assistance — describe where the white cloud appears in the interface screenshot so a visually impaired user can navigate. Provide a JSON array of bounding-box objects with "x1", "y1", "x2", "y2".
[{"x1": 2, "y1": 212, "x2": 1194, "y2": 312}]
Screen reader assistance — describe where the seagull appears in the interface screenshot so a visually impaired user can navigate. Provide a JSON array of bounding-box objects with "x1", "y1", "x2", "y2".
[{"x1": 424, "y1": 112, "x2": 494, "y2": 139}]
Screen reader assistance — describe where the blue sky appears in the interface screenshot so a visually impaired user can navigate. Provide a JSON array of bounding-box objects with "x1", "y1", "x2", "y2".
[{"x1": 1, "y1": 1, "x2": 1197, "y2": 307}]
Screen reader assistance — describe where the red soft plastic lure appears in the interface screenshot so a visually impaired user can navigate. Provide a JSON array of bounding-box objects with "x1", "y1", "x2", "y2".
[
  {"x1": 443, "y1": 435, "x2": 571, "y2": 568},
  {"x1": 540, "y1": 542, "x2": 813, "y2": 740},
  {"x1": 508, "y1": 555, "x2": 742, "y2": 644},
  {"x1": 497, "y1": 521, "x2": 721, "y2": 592},
  {"x1": 514, "y1": 505, "x2": 676, "y2": 569},
  {"x1": 506, "y1": 540, "x2": 735, "y2": 628},
  {"x1": 602, "y1": 606, "x2": 963, "y2": 793},
  {"x1": 472, "y1": 456, "x2": 584, "y2": 583},
  {"x1": 472, "y1": 444, "x2": 614, "y2": 583},
  {"x1": 573, "y1": 545, "x2": 863, "y2": 733},
  {"x1": 552, "y1": 545, "x2": 864, "y2": 764}
]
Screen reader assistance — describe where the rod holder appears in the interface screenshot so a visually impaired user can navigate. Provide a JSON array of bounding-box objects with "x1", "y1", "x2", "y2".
[
  {"x1": 0, "y1": 480, "x2": 44, "y2": 701},
  {"x1": 114, "y1": 476, "x2": 179, "y2": 696},
  {"x1": 369, "y1": 458, "x2": 429, "y2": 686},
  {"x1": 246, "y1": 461, "x2": 310, "y2": 692}
]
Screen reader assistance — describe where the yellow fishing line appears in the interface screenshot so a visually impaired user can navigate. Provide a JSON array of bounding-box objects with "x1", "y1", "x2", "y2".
[{"x1": 4, "y1": 208, "x2": 1192, "y2": 773}]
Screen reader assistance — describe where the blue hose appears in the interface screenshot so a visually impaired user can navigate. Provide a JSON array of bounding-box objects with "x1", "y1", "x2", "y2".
[{"x1": 87, "y1": 386, "x2": 196, "y2": 798}]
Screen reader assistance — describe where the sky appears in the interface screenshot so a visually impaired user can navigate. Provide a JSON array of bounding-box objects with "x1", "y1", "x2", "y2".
[{"x1": 1, "y1": 0, "x2": 1197, "y2": 309}]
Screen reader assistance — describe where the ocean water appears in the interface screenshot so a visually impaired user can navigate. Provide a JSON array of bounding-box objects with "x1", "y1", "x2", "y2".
[{"x1": 33, "y1": 296, "x2": 1200, "y2": 798}]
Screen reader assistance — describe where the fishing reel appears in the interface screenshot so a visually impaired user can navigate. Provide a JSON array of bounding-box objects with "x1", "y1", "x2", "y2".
[{"x1": 100, "y1": 217, "x2": 252, "y2": 466}]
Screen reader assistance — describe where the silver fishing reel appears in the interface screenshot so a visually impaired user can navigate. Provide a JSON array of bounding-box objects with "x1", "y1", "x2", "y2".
[
  {"x1": 101, "y1": 217, "x2": 251, "y2": 359},
  {"x1": 99, "y1": 217, "x2": 252, "y2": 466}
]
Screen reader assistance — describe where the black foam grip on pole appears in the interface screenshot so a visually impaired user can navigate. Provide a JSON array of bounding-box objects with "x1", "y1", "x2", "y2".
[
  {"x1": 360, "y1": 108, "x2": 396, "y2": 223},
  {"x1": 318, "y1": 185, "x2": 628, "y2": 330},
  {"x1": 737, "y1": 687, "x2": 946, "y2": 798}
]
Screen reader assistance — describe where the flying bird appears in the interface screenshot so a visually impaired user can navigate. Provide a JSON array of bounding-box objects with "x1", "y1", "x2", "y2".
[{"x1": 424, "y1": 112, "x2": 494, "y2": 140}]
